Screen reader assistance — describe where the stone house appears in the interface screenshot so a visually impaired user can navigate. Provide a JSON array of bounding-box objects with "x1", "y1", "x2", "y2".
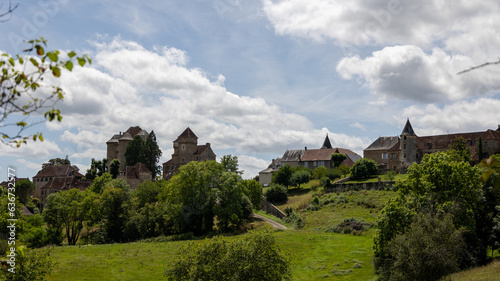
[
  {"x1": 258, "y1": 158, "x2": 281, "y2": 186},
  {"x1": 162, "y1": 127, "x2": 216, "y2": 179},
  {"x1": 117, "y1": 162, "x2": 152, "y2": 189},
  {"x1": 364, "y1": 119, "x2": 500, "y2": 172},
  {"x1": 106, "y1": 126, "x2": 149, "y2": 172}
]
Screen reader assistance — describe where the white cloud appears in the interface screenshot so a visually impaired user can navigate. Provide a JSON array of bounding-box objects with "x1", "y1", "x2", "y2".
[
  {"x1": 400, "y1": 98, "x2": 500, "y2": 136},
  {"x1": 238, "y1": 154, "x2": 270, "y2": 179},
  {"x1": 61, "y1": 130, "x2": 108, "y2": 148},
  {"x1": 15, "y1": 159, "x2": 42, "y2": 171},
  {"x1": 0, "y1": 140, "x2": 61, "y2": 159},
  {"x1": 336, "y1": 45, "x2": 500, "y2": 103},
  {"x1": 70, "y1": 148, "x2": 107, "y2": 159}
]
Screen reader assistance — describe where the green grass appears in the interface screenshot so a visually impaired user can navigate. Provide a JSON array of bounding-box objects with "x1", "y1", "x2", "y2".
[
  {"x1": 343, "y1": 174, "x2": 408, "y2": 184},
  {"x1": 443, "y1": 259, "x2": 500, "y2": 281}
]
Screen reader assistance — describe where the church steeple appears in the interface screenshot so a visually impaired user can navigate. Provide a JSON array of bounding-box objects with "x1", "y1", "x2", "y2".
[
  {"x1": 401, "y1": 118, "x2": 416, "y2": 136},
  {"x1": 321, "y1": 134, "x2": 333, "y2": 149}
]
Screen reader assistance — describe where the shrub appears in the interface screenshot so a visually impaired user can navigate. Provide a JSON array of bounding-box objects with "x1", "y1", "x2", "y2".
[
  {"x1": 291, "y1": 170, "x2": 311, "y2": 188},
  {"x1": 283, "y1": 207, "x2": 305, "y2": 229},
  {"x1": 164, "y1": 231, "x2": 291, "y2": 281},
  {"x1": 350, "y1": 158, "x2": 378, "y2": 180},
  {"x1": 264, "y1": 184, "x2": 288, "y2": 204},
  {"x1": 313, "y1": 166, "x2": 328, "y2": 179},
  {"x1": 326, "y1": 168, "x2": 342, "y2": 181},
  {"x1": 326, "y1": 218, "x2": 371, "y2": 234},
  {"x1": 384, "y1": 170, "x2": 397, "y2": 181}
]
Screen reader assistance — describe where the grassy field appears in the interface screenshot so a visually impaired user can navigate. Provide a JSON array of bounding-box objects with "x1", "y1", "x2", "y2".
[
  {"x1": 46, "y1": 184, "x2": 398, "y2": 281},
  {"x1": 444, "y1": 260, "x2": 500, "y2": 281}
]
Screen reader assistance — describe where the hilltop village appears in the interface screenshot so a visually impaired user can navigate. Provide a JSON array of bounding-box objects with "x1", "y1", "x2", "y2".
[{"x1": 22, "y1": 120, "x2": 500, "y2": 210}]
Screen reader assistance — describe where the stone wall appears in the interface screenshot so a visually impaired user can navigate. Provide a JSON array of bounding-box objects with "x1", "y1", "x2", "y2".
[
  {"x1": 260, "y1": 197, "x2": 286, "y2": 219},
  {"x1": 325, "y1": 181, "x2": 396, "y2": 193}
]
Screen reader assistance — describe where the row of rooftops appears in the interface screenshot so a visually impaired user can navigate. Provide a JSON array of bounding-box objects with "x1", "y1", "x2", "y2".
[
  {"x1": 106, "y1": 126, "x2": 149, "y2": 143},
  {"x1": 365, "y1": 119, "x2": 500, "y2": 151}
]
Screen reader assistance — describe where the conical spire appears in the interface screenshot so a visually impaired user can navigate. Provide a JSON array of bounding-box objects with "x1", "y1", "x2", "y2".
[
  {"x1": 321, "y1": 134, "x2": 333, "y2": 149},
  {"x1": 401, "y1": 119, "x2": 416, "y2": 136}
]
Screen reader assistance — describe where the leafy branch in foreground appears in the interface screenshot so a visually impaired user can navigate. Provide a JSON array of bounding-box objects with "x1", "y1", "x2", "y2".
[{"x1": 0, "y1": 37, "x2": 91, "y2": 147}]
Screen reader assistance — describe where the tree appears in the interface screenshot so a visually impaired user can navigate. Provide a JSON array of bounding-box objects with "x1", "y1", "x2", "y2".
[
  {"x1": 99, "y1": 179, "x2": 132, "y2": 242},
  {"x1": 1, "y1": 38, "x2": 91, "y2": 146},
  {"x1": 1, "y1": 247, "x2": 54, "y2": 281},
  {"x1": 14, "y1": 179, "x2": 35, "y2": 205},
  {"x1": 243, "y1": 179, "x2": 263, "y2": 209},
  {"x1": 141, "y1": 131, "x2": 162, "y2": 179},
  {"x1": 350, "y1": 158, "x2": 378, "y2": 179},
  {"x1": 478, "y1": 137, "x2": 484, "y2": 161},
  {"x1": 88, "y1": 173, "x2": 113, "y2": 194},
  {"x1": 272, "y1": 165, "x2": 293, "y2": 187},
  {"x1": 220, "y1": 154, "x2": 242, "y2": 174},
  {"x1": 291, "y1": 170, "x2": 311, "y2": 188},
  {"x1": 164, "y1": 231, "x2": 291, "y2": 281},
  {"x1": 42, "y1": 189, "x2": 92, "y2": 245},
  {"x1": 264, "y1": 184, "x2": 288, "y2": 204},
  {"x1": 374, "y1": 152, "x2": 485, "y2": 280},
  {"x1": 448, "y1": 136, "x2": 471, "y2": 163},
  {"x1": 312, "y1": 166, "x2": 328, "y2": 179},
  {"x1": 125, "y1": 135, "x2": 145, "y2": 167},
  {"x1": 109, "y1": 159, "x2": 120, "y2": 179},
  {"x1": 331, "y1": 153, "x2": 347, "y2": 168},
  {"x1": 41, "y1": 157, "x2": 70, "y2": 169}
]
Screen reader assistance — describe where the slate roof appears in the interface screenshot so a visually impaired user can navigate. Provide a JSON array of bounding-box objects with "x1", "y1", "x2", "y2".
[
  {"x1": 321, "y1": 135, "x2": 333, "y2": 149},
  {"x1": 364, "y1": 136, "x2": 400, "y2": 151},
  {"x1": 106, "y1": 126, "x2": 148, "y2": 143},
  {"x1": 281, "y1": 149, "x2": 305, "y2": 162},
  {"x1": 401, "y1": 119, "x2": 417, "y2": 136},
  {"x1": 40, "y1": 176, "x2": 92, "y2": 191},
  {"x1": 195, "y1": 144, "x2": 209, "y2": 155},
  {"x1": 346, "y1": 153, "x2": 362, "y2": 163}
]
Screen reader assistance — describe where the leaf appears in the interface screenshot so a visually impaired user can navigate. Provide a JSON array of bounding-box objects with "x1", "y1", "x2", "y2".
[
  {"x1": 30, "y1": 58, "x2": 39, "y2": 67},
  {"x1": 47, "y1": 52, "x2": 59, "y2": 62},
  {"x1": 77, "y1": 57, "x2": 86, "y2": 67},
  {"x1": 68, "y1": 51, "x2": 76, "y2": 58},
  {"x1": 52, "y1": 66, "x2": 61, "y2": 77},
  {"x1": 35, "y1": 45, "x2": 45, "y2": 56},
  {"x1": 17, "y1": 121, "x2": 27, "y2": 127},
  {"x1": 39, "y1": 134, "x2": 44, "y2": 141},
  {"x1": 65, "y1": 61, "x2": 73, "y2": 71}
]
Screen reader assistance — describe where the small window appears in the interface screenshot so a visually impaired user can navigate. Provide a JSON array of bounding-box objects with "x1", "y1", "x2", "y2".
[
  {"x1": 404, "y1": 153, "x2": 407, "y2": 158},
  {"x1": 381, "y1": 153, "x2": 388, "y2": 159},
  {"x1": 467, "y1": 140, "x2": 472, "y2": 145},
  {"x1": 403, "y1": 144, "x2": 406, "y2": 149}
]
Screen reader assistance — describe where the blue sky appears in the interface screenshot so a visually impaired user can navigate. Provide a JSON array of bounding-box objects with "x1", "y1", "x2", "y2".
[{"x1": 1, "y1": 0, "x2": 500, "y2": 180}]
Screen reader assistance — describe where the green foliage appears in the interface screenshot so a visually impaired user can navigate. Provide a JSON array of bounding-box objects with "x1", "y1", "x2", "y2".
[
  {"x1": 272, "y1": 165, "x2": 293, "y2": 187},
  {"x1": 264, "y1": 184, "x2": 288, "y2": 204},
  {"x1": 88, "y1": 173, "x2": 113, "y2": 194},
  {"x1": 41, "y1": 157, "x2": 70, "y2": 169},
  {"x1": 283, "y1": 207, "x2": 305, "y2": 229},
  {"x1": 448, "y1": 136, "x2": 471, "y2": 163},
  {"x1": 0, "y1": 247, "x2": 53, "y2": 281},
  {"x1": 373, "y1": 152, "x2": 488, "y2": 280},
  {"x1": 125, "y1": 135, "x2": 145, "y2": 167},
  {"x1": 243, "y1": 179, "x2": 263, "y2": 209},
  {"x1": 386, "y1": 213, "x2": 467, "y2": 281},
  {"x1": 326, "y1": 168, "x2": 342, "y2": 181},
  {"x1": 327, "y1": 218, "x2": 371, "y2": 235},
  {"x1": 350, "y1": 158, "x2": 378, "y2": 180},
  {"x1": 13, "y1": 179, "x2": 35, "y2": 205},
  {"x1": 291, "y1": 170, "x2": 311, "y2": 188},
  {"x1": 220, "y1": 154, "x2": 242, "y2": 174},
  {"x1": 19, "y1": 214, "x2": 49, "y2": 248},
  {"x1": 133, "y1": 180, "x2": 163, "y2": 209},
  {"x1": 331, "y1": 153, "x2": 347, "y2": 167},
  {"x1": 142, "y1": 131, "x2": 162, "y2": 179},
  {"x1": 160, "y1": 161, "x2": 252, "y2": 235},
  {"x1": 337, "y1": 164, "x2": 351, "y2": 176},
  {"x1": 42, "y1": 189, "x2": 95, "y2": 245},
  {"x1": 99, "y1": 179, "x2": 132, "y2": 242},
  {"x1": 0, "y1": 38, "x2": 91, "y2": 146},
  {"x1": 312, "y1": 166, "x2": 328, "y2": 179},
  {"x1": 384, "y1": 170, "x2": 397, "y2": 181},
  {"x1": 85, "y1": 158, "x2": 108, "y2": 179},
  {"x1": 109, "y1": 159, "x2": 120, "y2": 179},
  {"x1": 164, "y1": 231, "x2": 291, "y2": 281}
]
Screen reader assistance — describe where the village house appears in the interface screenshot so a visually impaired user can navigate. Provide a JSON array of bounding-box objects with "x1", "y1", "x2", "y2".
[
  {"x1": 32, "y1": 164, "x2": 92, "y2": 210},
  {"x1": 259, "y1": 135, "x2": 361, "y2": 186},
  {"x1": 364, "y1": 119, "x2": 500, "y2": 173},
  {"x1": 162, "y1": 127, "x2": 216, "y2": 179},
  {"x1": 117, "y1": 162, "x2": 152, "y2": 189}
]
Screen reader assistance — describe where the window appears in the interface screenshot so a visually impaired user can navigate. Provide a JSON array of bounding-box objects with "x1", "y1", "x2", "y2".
[
  {"x1": 382, "y1": 153, "x2": 388, "y2": 159},
  {"x1": 467, "y1": 139, "x2": 472, "y2": 145},
  {"x1": 181, "y1": 144, "x2": 186, "y2": 150},
  {"x1": 403, "y1": 144, "x2": 406, "y2": 149},
  {"x1": 485, "y1": 141, "x2": 489, "y2": 147},
  {"x1": 313, "y1": 161, "x2": 317, "y2": 167},
  {"x1": 404, "y1": 153, "x2": 407, "y2": 158}
]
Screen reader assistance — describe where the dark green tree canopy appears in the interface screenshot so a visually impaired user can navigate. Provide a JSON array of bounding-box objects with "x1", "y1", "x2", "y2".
[
  {"x1": 350, "y1": 158, "x2": 378, "y2": 180},
  {"x1": 125, "y1": 135, "x2": 145, "y2": 167},
  {"x1": 331, "y1": 153, "x2": 347, "y2": 167}
]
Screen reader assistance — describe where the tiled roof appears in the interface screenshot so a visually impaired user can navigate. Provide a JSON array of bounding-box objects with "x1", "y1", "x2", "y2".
[
  {"x1": 301, "y1": 148, "x2": 357, "y2": 161},
  {"x1": 195, "y1": 145, "x2": 208, "y2": 155},
  {"x1": 281, "y1": 149, "x2": 305, "y2": 162},
  {"x1": 33, "y1": 164, "x2": 80, "y2": 178},
  {"x1": 364, "y1": 136, "x2": 400, "y2": 151},
  {"x1": 401, "y1": 119, "x2": 416, "y2": 136},
  {"x1": 176, "y1": 127, "x2": 198, "y2": 140},
  {"x1": 415, "y1": 131, "x2": 500, "y2": 150},
  {"x1": 124, "y1": 163, "x2": 151, "y2": 179},
  {"x1": 125, "y1": 126, "x2": 144, "y2": 138},
  {"x1": 40, "y1": 176, "x2": 91, "y2": 191}
]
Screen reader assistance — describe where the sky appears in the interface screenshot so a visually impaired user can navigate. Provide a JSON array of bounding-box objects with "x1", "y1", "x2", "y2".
[{"x1": 1, "y1": 0, "x2": 500, "y2": 181}]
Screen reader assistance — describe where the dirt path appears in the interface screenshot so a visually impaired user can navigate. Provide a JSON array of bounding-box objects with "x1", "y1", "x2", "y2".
[{"x1": 252, "y1": 213, "x2": 288, "y2": 230}]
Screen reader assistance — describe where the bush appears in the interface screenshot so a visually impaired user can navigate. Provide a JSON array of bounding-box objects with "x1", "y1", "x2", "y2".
[
  {"x1": 312, "y1": 166, "x2": 328, "y2": 179},
  {"x1": 326, "y1": 169, "x2": 342, "y2": 181},
  {"x1": 264, "y1": 184, "x2": 288, "y2": 204},
  {"x1": 164, "y1": 231, "x2": 291, "y2": 281},
  {"x1": 326, "y1": 218, "x2": 371, "y2": 235},
  {"x1": 283, "y1": 207, "x2": 305, "y2": 229},
  {"x1": 350, "y1": 158, "x2": 378, "y2": 180},
  {"x1": 291, "y1": 170, "x2": 311, "y2": 187},
  {"x1": 384, "y1": 170, "x2": 397, "y2": 181}
]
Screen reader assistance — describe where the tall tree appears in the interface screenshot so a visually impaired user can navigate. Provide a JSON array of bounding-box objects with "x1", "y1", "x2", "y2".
[
  {"x1": 331, "y1": 153, "x2": 347, "y2": 168},
  {"x1": 109, "y1": 159, "x2": 120, "y2": 179},
  {"x1": 14, "y1": 179, "x2": 35, "y2": 205},
  {"x1": 220, "y1": 155, "x2": 242, "y2": 174},
  {"x1": 125, "y1": 135, "x2": 145, "y2": 167},
  {"x1": 141, "y1": 131, "x2": 162, "y2": 179},
  {"x1": 41, "y1": 157, "x2": 70, "y2": 169}
]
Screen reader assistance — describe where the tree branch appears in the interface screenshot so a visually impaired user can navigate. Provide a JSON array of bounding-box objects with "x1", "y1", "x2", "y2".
[{"x1": 457, "y1": 59, "x2": 500, "y2": 75}]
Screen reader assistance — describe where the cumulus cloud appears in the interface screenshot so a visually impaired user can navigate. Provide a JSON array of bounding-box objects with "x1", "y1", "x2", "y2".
[
  {"x1": 400, "y1": 98, "x2": 500, "y2": 136},
  {"x1": 336, "y1": 45, "x2": 500, "y2": 103},
  {"x1": 16, "y1": 159, "x2": 42, "y2": 171},
  {"x1": 0, "y1": 140, "x2": 61, "y2": 159}
]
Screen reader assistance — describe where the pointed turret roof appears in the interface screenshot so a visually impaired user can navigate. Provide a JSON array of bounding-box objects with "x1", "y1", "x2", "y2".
[
  {"x1": 321, "y1": 134, "x2": 333, "y2": 149},
  {"x1": 176, "y1": 127, "x2": 198, "y2": 140},
  {"x1": 401, "y1": 119, "x2": 416, "y2": 136}
]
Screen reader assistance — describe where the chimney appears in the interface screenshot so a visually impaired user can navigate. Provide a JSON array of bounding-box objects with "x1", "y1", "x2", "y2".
[
  {"x1": 206, "y1": 143, "x2": 210, "y2": 147},
  {"x1": 305, "y1": 147, "x2": 307, "y2": 151}
]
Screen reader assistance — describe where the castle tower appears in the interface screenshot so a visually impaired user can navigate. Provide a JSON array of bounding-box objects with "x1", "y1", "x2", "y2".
[
  {"x1": 172, "y1": 127, "x2": 198, "y2": 164},
  {"x1": 321, "y1": 134, "x2": 333, "y2": 149},
  {"x1": 399, "y1": 119, "x2": 417, "y2": 168}
]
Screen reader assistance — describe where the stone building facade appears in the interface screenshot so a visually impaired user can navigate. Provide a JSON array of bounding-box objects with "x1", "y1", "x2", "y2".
[
  {"x1": 106, "y1": 126, "x2": 149, "y2": 172},
  {"x1": 364, "y1": 119, "x2": 500, "y2": 172},
  {"x1": 162, "y1": 127, "x2": 216, "y2": 179}
]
